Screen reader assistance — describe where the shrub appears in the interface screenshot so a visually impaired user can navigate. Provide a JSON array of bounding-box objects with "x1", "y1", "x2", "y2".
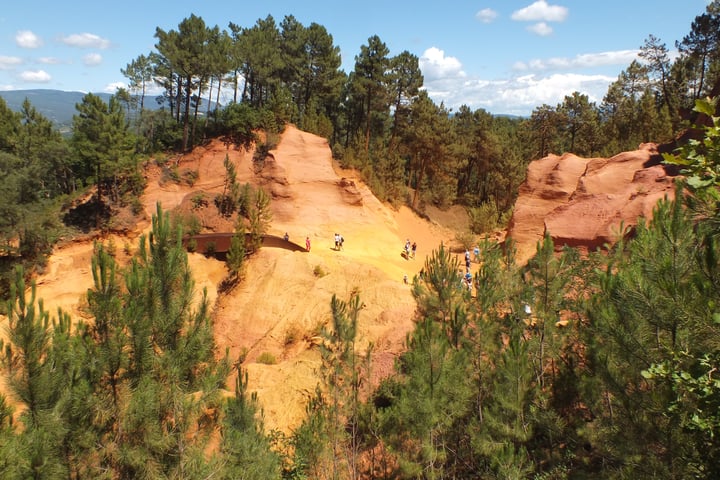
[
  {"x1": 256, "y1": 352, "x2": 277, "y2": 365},
  {"x1": 454, "y1": 231, "x2": 476, "y2": 252},
  {"x1": 191, "y1": 193, "x2": 207, "y2": 210},
  {"x1": 284, "y1": 324, "x2": 301, "y2": 346},
  {"x1": 468, "y1": 202, "x2": 500, "y2": 234},
  {"x1": 181, "y1": 169, "x2": 199, "y2": 186},
  {"x1": 130, "y1": 196, "x2": 144, "y2": 216}
]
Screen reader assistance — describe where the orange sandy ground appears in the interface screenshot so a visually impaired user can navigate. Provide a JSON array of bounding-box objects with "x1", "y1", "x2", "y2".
[{"x1": 2, "y1": 126, "x2": 486, "y2": 435}]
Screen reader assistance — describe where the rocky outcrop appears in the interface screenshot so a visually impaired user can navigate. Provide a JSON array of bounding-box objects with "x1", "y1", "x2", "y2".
[{"x1": 507, "y1": 143, "x2": 678, "y2": 264}]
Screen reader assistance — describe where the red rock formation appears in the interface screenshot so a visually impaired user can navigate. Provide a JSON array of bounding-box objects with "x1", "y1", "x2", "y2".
[{"x1": 507, "y1": 143, "x2": 678, "y2": 264}]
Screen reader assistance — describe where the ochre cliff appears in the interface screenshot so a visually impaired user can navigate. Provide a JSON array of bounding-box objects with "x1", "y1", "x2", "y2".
[{"x1": 507, "y1": 143, "x2": 679, "y2": 264}]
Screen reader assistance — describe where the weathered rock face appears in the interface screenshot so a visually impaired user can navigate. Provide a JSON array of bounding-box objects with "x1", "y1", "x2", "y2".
[{"x1": 507, "y1": 143, "x2": 678, "y2": 264}]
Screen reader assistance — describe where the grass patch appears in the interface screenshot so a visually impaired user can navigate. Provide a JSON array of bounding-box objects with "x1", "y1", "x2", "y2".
[{"x1": 256, "y1": 352, "x2": 277, "y2": 365}]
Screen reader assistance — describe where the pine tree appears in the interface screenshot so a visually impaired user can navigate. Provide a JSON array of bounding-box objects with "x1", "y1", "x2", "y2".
[
  {"x1": 583, "y1": 195, "x2": 717, "y2": 477},
  {"x1": 112, "y1": 204, "x2": 230, "y2": 478},
  {"x1": 218, "y1": 365, "x2": 281, "y2": 479},
  {"x1": 0, "y1": 267, "x2": 72, "y2": 478},
  {"x1": 226, "y1": 219, "x2": 247, "y2": 283},
  {"x1": 247, "y1": 187, "x2": 272, "y2": 253}
]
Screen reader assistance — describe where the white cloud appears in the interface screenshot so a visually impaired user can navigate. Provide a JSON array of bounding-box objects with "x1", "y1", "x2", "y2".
[
  {"x1": 419, "y1": 47, "x2": 465, "y2": 81},
  {"x1": 38, "y1": 57, "x2": 63, "y2": 65},
  {"x1": 0, "y1": 85, "x2": 16, "y2": 91},
  {"x1": 476, "y1": 8, "x2": 498, "y2": 24},
  {"x1": 20, "y1": 70, "x2": 52, "y2": 83},
  {"x1": 16, "y1": 30, "x2": 42, "y2": 48},
  {"x1": 527, "y1": 22, "x2": 553, "y2": 36},
  {"x1": 422, "y1": 59, "x2": 616, "y2": 116},
  {"x1": 60, "y1": 33, "x2": 111, "y2": 49},
  {"x1": 83, "y1": 53, "x2": 103, "y2": 66},
  {"x1": 0, "y1": 56, "x2": 23, "y2": 70},
  {"x1": 494, "y1": 73, "x2": 613, "y2": 107},
  {"x1": 512, "y1": 0, "x2": 568, "y2": 22},
  {"x1": 514, "y1": 50, "x2": 640, "y2": 71},
  {"x1": 104, "y1": 81, "x2": 127, "y2": 93}
]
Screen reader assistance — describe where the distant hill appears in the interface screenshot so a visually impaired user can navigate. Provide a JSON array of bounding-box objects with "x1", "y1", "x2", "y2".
[
  {"x1": 0, "y1": 89, "x2": 219, "y2": 129},
  {"x1": 0, "y1": 90, "x2": 118, "y2": 126}
]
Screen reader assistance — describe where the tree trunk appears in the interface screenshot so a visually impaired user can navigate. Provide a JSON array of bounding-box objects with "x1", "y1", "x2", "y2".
[{"x1": 182, "y1": 75, "x2": 192, "y2": 151}]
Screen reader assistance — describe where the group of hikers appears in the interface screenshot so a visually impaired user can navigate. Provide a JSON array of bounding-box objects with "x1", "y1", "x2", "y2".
[
  {"x1": 460, "y1": 245, "x2": 481, "y2": 291},
  {"x1": 403, "y1": 239, "x2": 417, "y2": 259},
  {"x1": 282, "y1": 231, "x2": 311, "y2": 252},
  {"x1": 334, "y1": 233, "x2": 345, "y2": 251}
]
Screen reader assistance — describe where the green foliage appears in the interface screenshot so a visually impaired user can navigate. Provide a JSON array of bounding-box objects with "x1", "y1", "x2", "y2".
[
  {"x1": 191, "y1": 192, "x2": 208, "y2": 209},
  {"x1": 215, "y1": 102, "x2": 260, "y2": 148},
  {"x1": 72, "y1": 93, "x2": 138, "y2": 207},
  {"x1": 663, "y1": 97, "x2": 720, "y2": 191},
  {"x1": 248, "y1": 187, "x2": 273, "y2": 253},
  {"x1": 582, "y1": 194, "x2": 720, "y2": 477},
  {"x1": 468, "y1": 202, "x2": 500, "y2": 234},
  {"x1": 312, "y1": 264, "x2": 327, "y2": 277},
  {"x1": 0, "y1": 205, "x2": 279, "y2": 479},
  {"x1": 226, "y1": 219, "x2": 247, "y2": 282},
  {"x1": 256, "y1": 352, "x2": 277, "y2": 365},
  {"x1": 218, "y1": 153, "x2": 240, "y2": 216},
  {"x1": 219, "y1": 365, "x2": 281, "y2": 479}
]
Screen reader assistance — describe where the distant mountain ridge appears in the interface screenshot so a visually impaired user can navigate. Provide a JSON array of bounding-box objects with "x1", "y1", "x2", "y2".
[
  {"x1": 0, "y1": 89, "x2": 118, "y2": 126},
  {"x1": 1, "y1": 89, "x2": 522, "y2": 128},
  {"x1": 0, "y1": 89, "x2": 223, "y2": 127}
]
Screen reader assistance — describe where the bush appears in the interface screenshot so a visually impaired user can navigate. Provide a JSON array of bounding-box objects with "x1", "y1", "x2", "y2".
[
  {"x1": 454, "y1": 231, "x2": 476, "y2": 252},
  {"x1": 284, "y1": 324, "x2": 301, "y2": 346},
  {"x1": 468, "y1": 202, "x2": 500, "y2": 234},
  {"x1": 181, "y1": 169, "x2": 199, "y2": 186},
  {"x1": 256, "y1": 352, "x2": 277, "y2": 365},
  {"x1": 130, "y1": 196, "x2": 144, "y2": 216},
  {"x1": 191, "y1": 193, "x2": 207, "y2": 210}
]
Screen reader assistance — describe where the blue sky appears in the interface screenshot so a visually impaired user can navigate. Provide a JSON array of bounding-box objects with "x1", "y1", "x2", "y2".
[{"x1": 0, "y1": 0, "x2": 712, "y2": 116}]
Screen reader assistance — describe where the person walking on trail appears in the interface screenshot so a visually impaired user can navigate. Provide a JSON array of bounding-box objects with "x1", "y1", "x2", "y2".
[
  {"x1": 306, "y1": 236, "x2": 311, "y2": 252},
  {"x1": 284, "y1": 232, "x2": 289, "y2": 242},
  {"x1": 404, "y1": 239, "x2": 411, "y2": 258},
  {"x1": 334, "y1": 233, "x2": 340, "y2": 250},
  {"x1": 465, "y1": 249, "x2": 471, "y2": 270},
  {"x1": 339, "y1": 235, "x2": 344, "y2": 250},
  {"x1": 411, "y1": 242, "x2": 417, "y2": 259},
  {"x1": 473, "y1": 245, "x2": 480, "y2": 263}
]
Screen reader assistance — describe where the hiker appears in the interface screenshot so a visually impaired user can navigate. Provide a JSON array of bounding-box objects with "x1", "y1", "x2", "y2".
[
  {"x1": 284, "y1": 232, "x2": 289, "y2": 242},
  {"x1": 464, "y1": 271, "x2": 473, "y2": 291},
  {"x1": 339, "y1": 235, "x2": 344, "y2": 250},
  {"x1": 405, "y1": 239, "x2": 411, "y2": 258},
  {"x1": 306, "y1": 236, "x2": 311, "y2": 252},
  {"x1": 334, "y1": 233, "x2": 340, "y2": 250},
  {"x1": 403, "y1": 273, "x2": 408, "y2": 284},
  {"x1": 473, "y1": 245, "x2": 480, "y2": 263},
  {"x1": 411, "y1": 242, "x2": 417, "y2": 259}
]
